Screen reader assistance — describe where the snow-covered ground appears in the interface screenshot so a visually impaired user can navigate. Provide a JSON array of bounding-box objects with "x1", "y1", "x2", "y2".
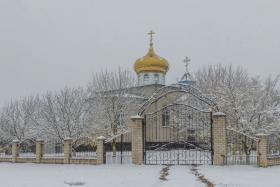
[
  {"x1": 0, "y1": 163, "x2": 280, "y2": 187},
  {"x1": 0, "y1": 163, "x2": 202, "y2": 187},
  {"x1": 199, "y1": 165, "x2": 280, "y2": 187}
]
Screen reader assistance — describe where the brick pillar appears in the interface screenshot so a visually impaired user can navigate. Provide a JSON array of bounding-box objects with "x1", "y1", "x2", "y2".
[
  {"x1": 131, "y1": 115, "x2": 144, "y2": 165},
  {"x1": 256, "y1": 134, "x2": 268, "y2": 168},
  {"x1": 96, "y1": 136, "x2": 106, "y2": 164},
  {"x1": 212, "y1": 112, "x2": 227, "y2": 165},
  {"x1": 12, "y1": 139, "x2": 20, "y2": 163},
  {"x1": 36, "y1": 139, "x2": 44, "y2": 163},
  {"x1": 63, "y1": 138, "x2": 72, "y2": 164}
]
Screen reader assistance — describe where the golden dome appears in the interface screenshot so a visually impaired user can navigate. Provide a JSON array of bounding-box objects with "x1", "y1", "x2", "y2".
[{"x1": 134, "y1": 31, "x2": 169, "y2": 74}]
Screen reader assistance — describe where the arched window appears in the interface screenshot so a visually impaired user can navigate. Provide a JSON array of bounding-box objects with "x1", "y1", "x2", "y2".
[
  {"x1": 154, "y1": 74, "x2": 159, "y2": 84},
  {"x1": 144, "y1": 74, "x2": 149, "y2": 82},
  {"x1": 162, "y1": 109, "x2": 170, "y2": 127}
]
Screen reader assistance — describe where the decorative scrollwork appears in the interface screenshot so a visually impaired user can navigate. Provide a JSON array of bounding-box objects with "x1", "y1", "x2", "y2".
[{"x1": 138, "y1": 83, "x2": 218, "y2": 115}]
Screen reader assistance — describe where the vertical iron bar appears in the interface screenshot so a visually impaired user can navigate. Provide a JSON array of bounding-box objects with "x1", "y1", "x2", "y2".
[
  {"x1": 121, "y1": 134, "x2": 123, "y2": 164},
  {"x1": 143, "y1": 115, "x2": 146, "y2": 164},
  {"x1": 210, "y1": 111, "x2": 214, "y2": 165}
]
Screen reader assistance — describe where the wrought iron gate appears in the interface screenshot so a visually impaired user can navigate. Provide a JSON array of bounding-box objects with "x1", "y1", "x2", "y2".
[{"x1": 143, "y1": 104, "x2": 213, "y2": 165}]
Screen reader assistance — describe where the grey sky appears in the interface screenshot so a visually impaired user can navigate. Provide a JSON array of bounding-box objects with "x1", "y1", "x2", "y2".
[{"x1": 0, "y1": 0, "x2": 279, "y2": 105}]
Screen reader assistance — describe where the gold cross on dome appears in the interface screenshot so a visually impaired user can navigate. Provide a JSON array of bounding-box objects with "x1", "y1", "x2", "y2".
[{"x1": 148, "y1": 30, "x2": 155, "y2": 47}]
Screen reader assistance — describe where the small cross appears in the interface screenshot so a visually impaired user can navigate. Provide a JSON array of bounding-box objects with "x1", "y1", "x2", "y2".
[
  {"x1": 148, "y1": 30, "x2": 155, "y2": 46},
  {"x1": 184, "y1": 57, "x2": 191, "y2": 73}
]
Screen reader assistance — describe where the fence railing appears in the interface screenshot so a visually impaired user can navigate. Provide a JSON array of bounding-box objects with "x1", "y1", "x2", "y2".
[
  {"x1": 72, "y1": 137, "x2": 97, "y2": 159},
  {"x1": 105, "y1": 131, "x2": 132, "y2": 164},
  {"x1": 0, "y1": 143, "x2": 12, "y2": 158},
  {"x1": 226, "y1": 128, "x2": 258, "y2": 166},
  {"x1": 43, "y1": 140, "x2": 64, "y2": 159},
  {"x1": 0, "y1": 137, "x2": 107, "y2": 165},
  {"x1": 19, "y1": 139, "x2": 36, "y2": 158},
  {"x1": 267, "y1": 133, "x2": 280, "y2": 158}
]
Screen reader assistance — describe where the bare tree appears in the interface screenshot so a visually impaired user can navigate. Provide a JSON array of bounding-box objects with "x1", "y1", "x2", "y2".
[
  {"x1": 0, "y1": 95, "x2": 41, "y2": 142},
  {"x1": 195, "y1": 64, "x2": 280, "y2": 134},
  {"x1": 195, "y1": 65, "x2": 280, "y2": 163},
  {"x1": 40, "y1": 87, "x2": 89, "y2": 141},
  {"x1": 87, "y1": 68, "x2": 138, "y2": 156}
]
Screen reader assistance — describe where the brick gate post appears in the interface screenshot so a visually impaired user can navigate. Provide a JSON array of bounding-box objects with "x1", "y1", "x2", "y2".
[
  {"x1": 36, "y1": 139, "x2": 44, "y2": 163},
  {"x1": 64, "y1": 138, "x2": 72, "y2": 164},
  {"x1": 12, "y1": 139, "x2": 20, "y2": 163},
  {"x1": 256, "y1": 134, "x2": 268, "y2": 167},
  {"x1": 212, "y1": 112, "x2": 227, "y2": 165},
  {"x1": 131, "y1": 115, "x2": 144, "y2": 165},
  {"x1": 96, "y1": 136, "x2": 106, "y2": 164}
]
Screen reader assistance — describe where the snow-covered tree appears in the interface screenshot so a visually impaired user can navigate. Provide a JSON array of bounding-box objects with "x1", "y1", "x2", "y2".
[
  {"x1": 195, "y1": 64, "x2": 280, "y2": 135},
  {"x1": 0, "y1": 95, "x2": 41, "y2": 142},
  {"x1": 39, "y1": 87, "x2": 89, "y2": 141},
  {"x1": 87, "y1": 68, "x2": 139, "y2": 155}
]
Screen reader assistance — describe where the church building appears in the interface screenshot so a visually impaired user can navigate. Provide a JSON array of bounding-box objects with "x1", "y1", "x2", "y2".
[{"x1": 90, "y1": 30, "x2": 199, "y2": 140}]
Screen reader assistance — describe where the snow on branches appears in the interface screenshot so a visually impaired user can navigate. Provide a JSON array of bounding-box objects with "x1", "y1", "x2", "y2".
[{"x1": 195, "y1": 64, "x2": 280, "y2": 135}]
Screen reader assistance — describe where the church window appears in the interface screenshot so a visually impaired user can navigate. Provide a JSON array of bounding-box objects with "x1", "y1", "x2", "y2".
[
  {"x1": 162, "y1": 109, "x2": 170, "y2": 127},
  {"x1": 154, "y1": 74, "x2": 159, "y2": 84},
  {"x1": 144, "y1": 74, "x2": 149, "y2": 82}
]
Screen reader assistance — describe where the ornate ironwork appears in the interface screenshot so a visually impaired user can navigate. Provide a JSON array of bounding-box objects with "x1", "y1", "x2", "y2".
[
  {"x1": 144, "y1": 104, "x2": 213, "y2": 165},
  {"x1": 72, "y1": 137, "x2": 96, "y2": 159},
  {"x1": 138, "y1": 83, "x2": 218, "y2": 115}
]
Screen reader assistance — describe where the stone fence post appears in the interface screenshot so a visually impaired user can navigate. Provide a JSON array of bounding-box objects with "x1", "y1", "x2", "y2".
[
  {"x1": 64, "y1": 138, "x2": 72, "y2": 164},
  {"x1": 256, "y1": 134, "x2": 268, "y2": 167},
  {"x1": 96, "y1": 136, "x2": 106, "y2": 164},
  {"x1": 212, "y1": 112, "x2": 227, "y2": 165},
  {"x1": 12, "y1": 139, "x2": 20, "y2": 163},
  {"x1": 36, "y1": 139, "x2": 44, "y2": 163},
  {"x1": 131, "y1": 115, "x2": 144, "y2": 165}
]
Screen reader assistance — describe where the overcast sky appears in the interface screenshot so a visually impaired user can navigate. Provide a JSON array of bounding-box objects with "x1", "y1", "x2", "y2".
[{"x1": 0, "y1": 0, "x2": 279, "y2": 105}]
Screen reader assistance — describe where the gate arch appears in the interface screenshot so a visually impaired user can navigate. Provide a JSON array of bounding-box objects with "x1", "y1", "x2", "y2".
[
  {"x1": 138, "y1": 83, "x2": 218, "y2": 116},
  {"x1": 141, "y1": 84, "x2": 215, "y2": 165}
]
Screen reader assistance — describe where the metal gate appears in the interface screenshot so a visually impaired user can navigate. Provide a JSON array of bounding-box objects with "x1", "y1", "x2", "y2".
[{"x1": 143, "y1": 104, "x2": 213, "y2": 165}]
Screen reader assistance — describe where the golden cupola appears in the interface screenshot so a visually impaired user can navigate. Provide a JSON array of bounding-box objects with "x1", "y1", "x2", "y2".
[{"x1": 134, "y1": 31, "x2": 169, "y2": 86}]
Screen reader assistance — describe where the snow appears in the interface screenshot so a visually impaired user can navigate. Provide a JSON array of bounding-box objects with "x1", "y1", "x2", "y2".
[
  {"x1": 162, "y1": 166, "x2": 203, "y2": 187},
  {"x1": 0, "y1": 163, "x2": 280, "y2": 187},
  {"x1": 0, "y1": 163, "x2": 203, "y2": 187},
  {"x1": 199, "y1": 165, "x2": 280, "y2": 187},
  {"x1": 130, "y1": 115, "x2": 144, "y2": 119},
  {"x1": 213, "y1": 112, "x2": 226, "y2": 116},
  {"x1": 0, "y1": 163, "x2": 162, "y2": 187}
]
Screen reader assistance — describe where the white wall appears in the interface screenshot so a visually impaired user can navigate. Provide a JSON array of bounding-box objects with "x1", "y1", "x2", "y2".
[{"x1": 137, "y1": 72, "x2": 165, "y2": 86}]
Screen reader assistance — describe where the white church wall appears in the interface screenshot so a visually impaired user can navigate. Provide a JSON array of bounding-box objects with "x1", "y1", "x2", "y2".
[{"x1": 137, "y1": 72, "x2": 165, "y2": 86}]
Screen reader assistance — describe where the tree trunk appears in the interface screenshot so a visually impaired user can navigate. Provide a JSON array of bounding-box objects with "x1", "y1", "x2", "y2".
[
  {"x1": 246, "y1": 154, "x2": 250, "y2": 165},
  {"x1": 112, "y1": 139, "x2": 116, "y2": 157}
]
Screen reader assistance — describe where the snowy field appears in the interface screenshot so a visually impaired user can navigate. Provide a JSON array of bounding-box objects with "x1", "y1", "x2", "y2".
[
  {"x1": 0, "y1": 163, "x2": 202, "y2": 187},
  {"x1": 0, "y1": 163, "x2": 280, "y2": 187},
  {"x1": 199, "y1": 165, "x2": 280, "y2": 187}
]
